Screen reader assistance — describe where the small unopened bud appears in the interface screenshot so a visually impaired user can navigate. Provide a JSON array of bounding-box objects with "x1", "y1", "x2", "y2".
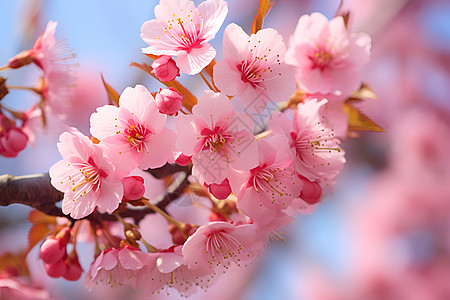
[
  {"x1": 125, "y1": 228, "x2": 142, "y2": 241},
  {"x1": 55, "y1": 227, "x2": 71, "y2": 246},
  {"x1": 0, "y1": 114, "x2": 28, "y2": 158},
  {"x1": 7, "y1": 50, "x2": 34, "y2": 69},
  {"x1": 209, "y1": 211, "x2": 228, "y2": 222},
  {"x1": 63, "y1": 256, "x2": 83, "y2": 281},
  {"x1": 155, "y1": 87, "x2": 183, "y2": 115},
  {"x1": 151, "y1": 55, "x2": 180, "y2": 82},
  {"x1": 299, "y1": 176, "x2": 322, "y2": 204},
  {"x1": 175, "y1": 152, "x2": 192, "y2": 166},
  {"x1": 122, "y1": 176, "x2": 145, "y2": 201},
  {"x1": 45, "y1": 260, "x2": 66, "y2": 278},
  {"x1": 40, "y1": 237, "x2": 66, "y2": 265},
  {"x1": 206, "y1": 178, "x2": 231, "y2": 200}
]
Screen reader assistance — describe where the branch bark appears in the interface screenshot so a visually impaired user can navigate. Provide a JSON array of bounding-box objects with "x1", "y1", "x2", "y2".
[
  {"x1": 0, "y1": 173, "x2": 64, "y2": 216},
  {"x1": 0, "y1": 163, "x2": 192, "y2": 223}
]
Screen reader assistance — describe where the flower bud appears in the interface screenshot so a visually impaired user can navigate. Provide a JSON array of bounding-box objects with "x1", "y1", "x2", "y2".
[
  {"x1": 122, "y1": 176, "x2": 145, "y2": 201},
  {"x1": 151, "y1": 55, "x2": 180, "y2": 82},
  {"x1": 7, "y1": 50, "x2": 34, "y2": 69},
  {"x1": 63, "y1": 258, "x2": 83, "y2": 281},
  {"x1": 40, "y1": 237, "x2": 66, "y2": 265},
  {"x1": 175, "y1": 152, "x2": 192, "y2": 166},
  {"x1": 45, "y1": 260, "x2": 66, "y2": 278},
  {"x1": 55, "y1": 227, "x2": 71, "y2": 246},
  {"x1": 206, "y1": 178, "x2": 231, "y2": 200},
  {"x1": 155, "y1": 87, "x2": 183, "y2": 116},
  {"x1": 209, "y1": 211, "x2": 228, "y2": 222},
  {"x1": 0, "y1": 114, "x2": 28, "y2": 158},
  {"x1": 299, "y1": 175, "x2": 322, "y2": 204}
]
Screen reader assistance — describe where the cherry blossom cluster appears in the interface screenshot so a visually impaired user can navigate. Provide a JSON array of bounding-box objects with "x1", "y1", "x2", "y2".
[
  {"x1": 0, "y1": 21, "x2": 76, "y2": 157},
  {"x1": 0, "y1": 0, "x2": 375, "y2": 297}
]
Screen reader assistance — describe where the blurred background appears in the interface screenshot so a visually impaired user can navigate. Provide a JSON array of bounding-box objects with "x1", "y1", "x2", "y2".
[{"x1": 1, "y1": 0, "x2": 450, "y2": 299}]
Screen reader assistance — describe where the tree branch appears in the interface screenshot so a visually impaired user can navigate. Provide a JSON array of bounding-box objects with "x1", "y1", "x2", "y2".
[
  {"x1": 0, "y1": 173, "x2": 64, "y2": 216},
  {"x1": 0, "y1": 163, "x2": 192, "y2": 223}
]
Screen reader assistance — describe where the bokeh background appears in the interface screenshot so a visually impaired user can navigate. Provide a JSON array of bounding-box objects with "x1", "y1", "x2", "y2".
[{"x1": 1, "y1": 0, "x2": 450, "y2": 299}]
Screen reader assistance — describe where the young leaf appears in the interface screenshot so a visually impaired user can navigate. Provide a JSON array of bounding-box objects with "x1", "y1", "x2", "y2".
[
  {"x1": 251, "y1": 0, "x2": 274, "y2": 34},
  {"x1": 101, "y1": 74, "x2": 120, "y2": 106},
  {"x1": 345, "y1": 103, "x2": 385, "y2": 132},
  {"x1": 28, "y1": 209, "x2": 57, "y2": 224}
]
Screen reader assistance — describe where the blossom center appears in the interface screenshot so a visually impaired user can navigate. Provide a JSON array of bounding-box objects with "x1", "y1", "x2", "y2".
[
  {"x1": 250, "y1": 166, "x2": 289, "y2": 203},
  {"x1": 69, "y1": 157, "x2": 107, "y2": 201},
  {"x1": 205, "y1": 230, "x2": 242, "y2": 267},
  {"x1": 163, "y1": 17, "x2": 203, "y2": 52},
  {"x1": 311, "y1": 48, "x2": 333, "y2": 70},
  {"x1": 125, "y1": 123, "x2": 151, "y2": 152},
  {"x1": 200, "y1": 125, "x2": 232, "y2": 154}
]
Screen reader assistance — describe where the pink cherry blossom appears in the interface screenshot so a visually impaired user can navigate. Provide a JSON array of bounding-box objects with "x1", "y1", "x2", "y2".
[
  {"x1": 151, "y1": 55, "x2": 180, "y2": 81},
  {"x1": 8, "y1": 21, "x2": 77, "y2": 117},
  {"x1": 0, "y1": 277, "x2": 58, "y2": 300},
  {"x1": 84, "y1": 246, "x2": 150, "y2": 290},
  {"x1": 285, "y1": 12, "x2": 371, "y2": 95},
  {"x1": 229, "y1": 135, "x2": 302, "y2": 226},
  {"x1": 305, "y1": 93, "x2": 349, "y2": 140},
  {"x1": 90, "y1": 84, "x2": 177, "y2": 172},
  {"x1": 144, "y1": 245, "x2": 213, "y2": 297},
  {"x1": 141, "y1": 0, "x2": 228, "y2": 75},
  {"x1": 7, "y1": 20, "x2": 75, "y2": 72},
  {"x1": 49, "y1": 128, "x2": 124, "y2": 219},
  {"x1": 182, "y1": 221, "x2": 264, "y2": 272},
  {"x1": 176, "y1": 91, "x2": 258, "y2": 184},
  {"x1": 270, "y1": 99, "x2": 346, "y2": 186},
  {"x1": 40, "y1": 68, "x2": 77, "y2": 117},
  {"x1": 214, "y1": 23, "x2": 296, "y2": 112}
]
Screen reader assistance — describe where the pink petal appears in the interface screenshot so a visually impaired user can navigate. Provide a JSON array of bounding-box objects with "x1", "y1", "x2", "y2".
[
  {"x1": 175, "y1": 114, "x2": 198, "y2": 155},
  {"x1": 221, "y1": 23, "x2": 248, "y2": 60},
  {"x1": 156, "y1": 252, "x2": 184, "y2": 273},
  {"x1": 90, "y1": 105, "x2": 120, "y2": 140},
  {"x1": 176, "y1": 43, "x2": 216, "y2": 75},
  {"x1": 141, "y1": 19, "x2": 180, "y2": 56},
  {"x1": 138, "y1": 127, "x2": 177, "y2": 169},
  {"x1": 118, "y1": 247, "x2": 149, "y2": 270},
  {"x1": 197, "y1": 0, "x2": 228, "y2": 42}
]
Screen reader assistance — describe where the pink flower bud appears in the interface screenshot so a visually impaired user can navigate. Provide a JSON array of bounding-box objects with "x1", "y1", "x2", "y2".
[
  {"x1": 175, "y1": 152, "x2": 192, "y2": 166},
  {"x1": 55, "y1": 227, "x2": 71, "y2": 246},
  {"x1": 45, "y1": 260, "x2": 66, "y2": 278},
  {"x1": 299, "y1": 175, "x2": 322, "y2": 204},
  {"x1": 151, "y1": 55, "x2": 180, "y2": 82},
  {"x1": 0, "y1": 114, "x2": 28, "y2": 158},
  {"x1": 155, "y1": 87, "x2": 183, "y2": 115},
  {"x1": 40, "y1": 237, "x2": 66, "y2": 265},
  {"x1": 206, "y1": 178, "x2": 231, "y2": 200},
  {"x1": 63, "y1": 259, "x2": 83, "y2": 281},
  {"x1": 122, "y1": 176, "x2": 145, "y2": 201},
  {"x1": 209, "y1": 211, "x2": 228, "y2": 222},
  {"x1": 7, "y1": 49, "x2": 34, "y2": 69}
]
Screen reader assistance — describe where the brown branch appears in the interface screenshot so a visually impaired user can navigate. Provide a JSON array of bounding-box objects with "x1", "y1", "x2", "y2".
[
  {"x1": 146, "y1": 163, "x2": 191, "y2": 179},
  {"x1": 0, "y1": 164, "x2": 191, "y2": 223},
  {"x1": 0, "y1": 173, "x2": 64, "y2": 216}
]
